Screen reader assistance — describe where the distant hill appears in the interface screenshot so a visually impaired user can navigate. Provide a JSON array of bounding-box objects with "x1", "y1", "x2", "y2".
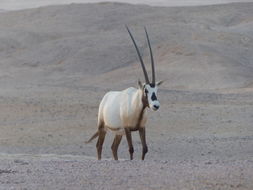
[{"x1": 0, "y1": 2, "x2": 253, "y2": 89}]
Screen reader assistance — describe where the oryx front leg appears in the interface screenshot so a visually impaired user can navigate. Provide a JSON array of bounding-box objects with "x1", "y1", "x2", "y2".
[
  {"x1": 139, "y1": 127, "x2": 148, "y2": 160},
  {"x1": 111, "y1": 135, "x2": 122, "y2": 160},
  {"x1": 124, "y1": 128, "x2": 134, "y2": 160},
  {"x1": 96, "y1": 129, "x2": 106, "y2": 160}
]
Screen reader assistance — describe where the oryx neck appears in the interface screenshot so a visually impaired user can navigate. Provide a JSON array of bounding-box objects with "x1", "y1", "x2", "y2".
[{"x1": 139, "y1": 88, "x2": 148, "y2": 109}]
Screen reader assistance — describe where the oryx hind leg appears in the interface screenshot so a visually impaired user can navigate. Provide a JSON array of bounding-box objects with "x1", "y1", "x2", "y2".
[
  {"x1": 111, "y1": 135, "x2": 122, "y2": 160},
  {"x1": 96, "y1": 126, "x2": 106, "y2": 160}
]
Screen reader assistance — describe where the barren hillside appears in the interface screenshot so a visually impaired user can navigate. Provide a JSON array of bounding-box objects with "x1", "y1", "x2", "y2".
[{"x1": 0, "y1": 2, "x2": 253, "y2": 189}]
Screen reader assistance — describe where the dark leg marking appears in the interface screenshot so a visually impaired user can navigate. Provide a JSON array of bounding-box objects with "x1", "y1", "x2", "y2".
[
  {"x1": 139, "y1": 127, "x2": 148, "y2": 160},
  {"x1": 124, "y1": 128, "x2": 134, "y2": 160},
  {"x1": 111, "y1": 135, "x2": 122, "y2": 160},
  {"x1": 96, "y1": 129, "x2": 106, "y2": 160}
]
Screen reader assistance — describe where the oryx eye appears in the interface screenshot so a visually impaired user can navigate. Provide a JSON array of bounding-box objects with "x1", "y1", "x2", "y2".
[{"x1": 145, "y1": 89, "x2": 148, "y2": 94}]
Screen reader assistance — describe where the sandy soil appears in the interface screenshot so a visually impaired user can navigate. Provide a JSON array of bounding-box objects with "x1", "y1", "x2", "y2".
[
  {"x1": 0, "y1": 154, "x2": 253, "y2": 190},
  {"x1": 0, "y1": 2, "x2": 253, "y2": 189}
]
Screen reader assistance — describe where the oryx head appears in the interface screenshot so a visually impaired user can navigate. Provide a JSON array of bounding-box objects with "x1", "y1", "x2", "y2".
[{"x1": 126, "y1": 26, "x2": 163, "y2": 111}]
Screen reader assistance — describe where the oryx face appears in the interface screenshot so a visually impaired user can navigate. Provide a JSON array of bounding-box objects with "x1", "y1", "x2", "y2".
[
  {"x1": 143, "y1": 84, "x2": 160, "y2": 111},
  {"x1": 127, "y1": 26, "x2": 163, "y2": 111}
]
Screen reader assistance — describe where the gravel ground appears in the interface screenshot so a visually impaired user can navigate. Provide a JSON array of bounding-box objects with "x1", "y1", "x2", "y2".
[
  {"x1": 0, "y1": 154, "x2": 253, "y2": 190},
  {"x1": 0, "y1": 2, "x2": 253, "y2": 189}
]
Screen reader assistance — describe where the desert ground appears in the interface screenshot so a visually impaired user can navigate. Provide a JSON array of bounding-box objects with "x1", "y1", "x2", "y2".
[{"x1": 0, "y1": 2, "x2": 253, "y2": 189}]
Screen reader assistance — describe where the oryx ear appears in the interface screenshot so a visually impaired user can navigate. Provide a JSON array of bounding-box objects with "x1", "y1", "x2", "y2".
[
  {"x1": 138, "y1": 79, "x2": 143, "y2": 89},
  {"x1": 156, "y1": 80, "x2": 164, "y2": 86}
]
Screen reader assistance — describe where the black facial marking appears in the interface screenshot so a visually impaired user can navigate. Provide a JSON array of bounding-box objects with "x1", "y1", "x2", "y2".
[
  {"x1": 150, "y1": 83, "x2": 155, "y2": 88},
  {"x1": 151, "y1": 92, "x2": 157, "y2": 101}
]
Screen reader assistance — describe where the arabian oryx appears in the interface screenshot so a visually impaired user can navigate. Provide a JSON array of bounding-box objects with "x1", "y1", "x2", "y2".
[{"x1": 86, "y1": 26, "x2": 163, "y2": 160}]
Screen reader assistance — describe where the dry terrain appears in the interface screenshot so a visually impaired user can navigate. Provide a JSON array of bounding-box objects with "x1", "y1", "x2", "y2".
[{"x1": 0, "y1": 2, "x2": 253, "y2": 189}]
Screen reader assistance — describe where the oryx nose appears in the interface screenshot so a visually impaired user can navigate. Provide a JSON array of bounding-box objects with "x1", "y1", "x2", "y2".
[{"x1": 154, "y1": 105, "x2": 159, "y2": 110}]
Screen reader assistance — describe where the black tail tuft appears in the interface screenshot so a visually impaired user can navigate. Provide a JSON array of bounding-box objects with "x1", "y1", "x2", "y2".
[{"x1": 85, "y1": 131, "x2": 99, "y2": 144}]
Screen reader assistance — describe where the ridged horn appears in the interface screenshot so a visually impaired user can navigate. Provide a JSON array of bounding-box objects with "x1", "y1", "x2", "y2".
[
  {"x1": 144, "y1": 27, "x2": 155, "y2": 84},
  {"x1": 126, "y1": 25, "x2": 150, "y2": 84}
]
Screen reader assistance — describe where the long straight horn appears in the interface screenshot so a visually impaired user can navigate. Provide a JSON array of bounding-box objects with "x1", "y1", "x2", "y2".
[
  {"x1": 126, "y1": 25, "x2": 150, "y2": 84},
  {"x1": 144, "y1": 27, "x2": 155, "y2": 84}
]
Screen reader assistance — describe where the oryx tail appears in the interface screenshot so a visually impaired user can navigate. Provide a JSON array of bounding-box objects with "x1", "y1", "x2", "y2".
[{"x1": 85, "y1": 131, "x2": 99, "y2": 144}]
